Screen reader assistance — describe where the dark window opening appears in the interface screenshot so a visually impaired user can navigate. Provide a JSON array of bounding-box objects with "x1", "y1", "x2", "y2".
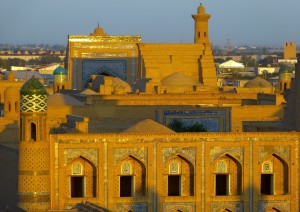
[
  {"x1": 120, "y1": 176, "x2": 133, "y2": 197},
  {"x1": 20, "y1": 118, "x2": 22, "y2": 140},
  {"x1": 198, "y1": 32, "x2": 200, "y2": 38},
  {"x1": 62, "y1": 85, "x2": 65, "y2": 90},
  {"x1": 71, "y1": 176, "x2": 84, "y2": 197},
  {"x1": 216, "y1": 174, "x2": 228, "y2": 196},
  {"x1": 168, "y1": 175, "x2": 180, "y2": 196},
  {"x1": 57, "y1": 86, "x2": 60, "y2": 92},
  {"x1": 204, "y1": 32, "x2": 207, "y2": 37},
  {"x1": 8, "y1": 102, "x2": 11, "y2": 112},
  {"x1": 30, "y1": 122, "x2": 36, "y2": 141},
  {"x1": 15, "y1": 101, "x2": 18, "y2": 112},
  {"x1": 284, "y1": 83, "x2": 287, "y2": 90},
  {"x1": 260, "y1": 174, "x2": 273, "y2": 195}
]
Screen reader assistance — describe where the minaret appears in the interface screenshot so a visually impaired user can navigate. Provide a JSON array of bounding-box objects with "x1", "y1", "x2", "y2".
[
  {"x1": 18, "y1": 77, "x2": 50, "y2": 210},
  {"x1": 53, "y1": 66, "x2": 68, "y2": 93},
  {"x1": 192, "y1": 3, "x2": 217, "y2": 88},
  {"x1": 192, "y1": 3, "x2": 211, "y2": 44}
]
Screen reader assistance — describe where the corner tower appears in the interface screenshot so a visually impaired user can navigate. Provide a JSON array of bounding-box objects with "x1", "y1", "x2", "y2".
[
  {"x1": 53, "y1": 66, "x2": 68, "y2": 93},
  {"x1": 192, "y1": 3, "x2": 211, "y2": 44},
  {"x1": 18, "y1": 78, "x2": 50, "y2": 210}
]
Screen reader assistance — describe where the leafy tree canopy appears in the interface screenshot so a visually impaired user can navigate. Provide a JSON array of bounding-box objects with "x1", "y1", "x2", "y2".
[{"x1": 168, "y1": 119, "x2": 207, "y2": 132}]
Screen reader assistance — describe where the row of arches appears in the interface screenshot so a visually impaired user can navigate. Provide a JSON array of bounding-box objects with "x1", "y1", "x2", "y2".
[
  {"x1": 65, "y1": 153, "x2": 288, "y2": 199},
  {"x1": 213, "y1": 153, "x2": 288, "y2": 196}
]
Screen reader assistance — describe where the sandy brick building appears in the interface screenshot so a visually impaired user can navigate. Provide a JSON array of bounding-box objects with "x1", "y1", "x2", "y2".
[{"x1": 0, "y1": 3, "x2": 299, "y2": 212}]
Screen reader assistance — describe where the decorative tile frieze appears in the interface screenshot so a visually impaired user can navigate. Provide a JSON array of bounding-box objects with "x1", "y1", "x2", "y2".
[
  {"x1": 64, "y1": 148, "x2": 98, "y2": 166},
  {"x1": 258, "y1": 201, "x2": 290, "y2": 212},
  {"x1": 18, "y1": 193, "x2": 50, "y2": 203},
  {"x1": 82, "y1": 52, "x2": 128, "y2": 58},
  {"x1": 114, "y1": 203, "x2": 147, "y2": 212},
  {"x1": 20, "y1": 94, "x2": 47, "y2": 112},
  {"x1": 259, "y1": 146, "x2": 290, "y2": 163},
  {"x1": 211, "y1": 201, "x2": 243, "y2": 212},
  {"x1": 163, "y1": 203, "x2": 195, "y2": 212},
  {"x1": 69, "y1": 36, "x2": 141, "y2": 43},
  {"x1": 113, "y1": 147, "x2": 147, "y2": 165},
  {"x1": 210, "y1": 146, "x2": 243, "y2": 164},
  {"x1": 158, "y1": 108, "x2": 230, "y2": 132},
  {"x1": 163, "y1": 147, "x2": 196, "y2": 165}
]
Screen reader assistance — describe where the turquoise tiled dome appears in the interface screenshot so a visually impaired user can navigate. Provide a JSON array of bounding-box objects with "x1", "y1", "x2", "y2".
[{"x1": 53, "y1": 66, "x2": 68, "y2": 75}]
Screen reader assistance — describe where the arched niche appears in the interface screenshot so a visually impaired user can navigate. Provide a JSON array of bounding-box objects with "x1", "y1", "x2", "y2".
[
  {"x1": 115, "y1": 155, "x2": 146, "y2": 197},
  {"x1": 260, "y1": 153, "x2": 288, "y2": 195},
  {"x1": 65, "y1": 156, "x2": 97, "y2": 198},
  {"x1": 164, "y1": 154, "x2": 194, "y2": 197},
  {"x1": 212, "y1": 154, "x2": 242, "y2": 196}
]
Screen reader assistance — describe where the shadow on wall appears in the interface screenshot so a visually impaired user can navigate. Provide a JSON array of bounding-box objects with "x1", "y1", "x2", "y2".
[
  {"x1": 0, "y1": 120, "x2": 19, "y2": 149},
  {"x1": 0, "y1": 144, "x2": 19, "y2": 211}
]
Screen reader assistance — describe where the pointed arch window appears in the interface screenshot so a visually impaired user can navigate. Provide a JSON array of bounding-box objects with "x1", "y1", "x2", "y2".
[
  {"x1": 166, "y1": 156, "x2": 194, "y2": 197},
  {"x1": 216, "y1": 160, "x2": 229, "y2": 196},
  {"x1": 70, "y1": 157, "x2": 96, "y2": 198},
  {"x1": 214, "y1": 155, "x2": 242, "y2": 196},
  {"x1": 119, "y1": 157, "x2": 146, "y2": 198},
  {"x1": 120, "y1": 161, "x2": 133, "y2": 197},
  {"x1": 260, "y1": 155, "x2": 288, "y2": 195}
]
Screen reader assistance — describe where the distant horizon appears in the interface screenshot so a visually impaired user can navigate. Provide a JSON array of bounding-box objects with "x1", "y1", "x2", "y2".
[
  {"x1": 0, "y1": 43, "x2": 296, "y2": 49},
  {"x1": 1, "y1": 0, "x2": 300, "y2": 46}
]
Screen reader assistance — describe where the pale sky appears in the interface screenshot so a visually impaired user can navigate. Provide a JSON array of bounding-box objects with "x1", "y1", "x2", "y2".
[{"x1": 0, "y1": 0, "x2": 299, "y2": 46}]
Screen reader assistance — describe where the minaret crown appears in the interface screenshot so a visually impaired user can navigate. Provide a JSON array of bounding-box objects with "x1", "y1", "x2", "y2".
[{"x1": 198, "y1": 3, "x2": 205, "y2": 15}]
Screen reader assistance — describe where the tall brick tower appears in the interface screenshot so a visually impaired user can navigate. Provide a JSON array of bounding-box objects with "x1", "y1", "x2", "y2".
[
  {"x1": 18, "y1": 77, "x2": 50, "y2": 210},
  {"x1": 192, "y1": 3, "x2": 217, "y2": 88},
  {"x1": 284, "y1": 42, "x2": 297, "y2": 59},
  {"x1": 192, "y1": 3, "x2": 211, "y2": 44}
]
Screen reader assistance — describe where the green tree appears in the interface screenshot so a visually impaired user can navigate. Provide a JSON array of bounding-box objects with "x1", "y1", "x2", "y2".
[
  {"x1": 168, "y1": 119, "x2": 184, "y2": 132},
  {"x1": 259, "y1": 56, "x2": 273, "y2": 66},
  {"x1": 240, "y1": 55, "x2": 257, "y2": 67},
  {"x1": 168, "y1": 119, "x2": 207, "y2": 132},
  {"x1": 39, "y1": 55, "x2": 63, "y2": 64}
]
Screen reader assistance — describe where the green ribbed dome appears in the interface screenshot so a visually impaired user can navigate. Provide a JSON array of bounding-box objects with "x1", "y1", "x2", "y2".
[
  {"x1": 53, "y1": 66, "x2": 68, "y2": 75},
  {"x1": 20, "y1": 77, "x2": 47, "y2": 95}
]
